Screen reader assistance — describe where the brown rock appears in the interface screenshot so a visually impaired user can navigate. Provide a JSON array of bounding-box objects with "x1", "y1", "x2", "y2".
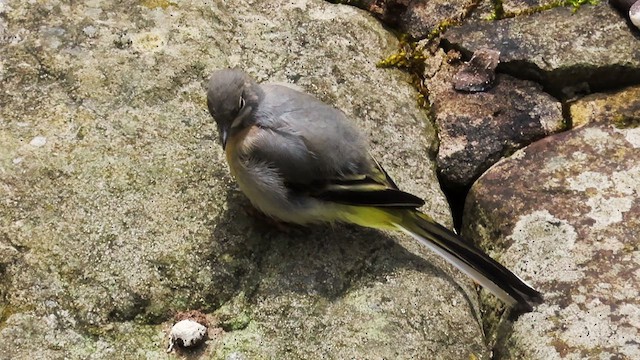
[
  {"x1": 453, "y1": 47, "x2": 501, "y2": 92},
  {"x1": 501, "y1": 0, "x2": 555, "y2": 13},
  {"x1": 426, "y1": 51, "x2": 565, "y2": 189},
  {"x1": 343, "y1": 0, "x2": 472, "y2": 39},
  {"x1": 471, "y1": 0, "x2": 566, "y2": 19},
  {"x1": 445, "y1": 4, "x2": 640, "y2": 98},
  {"x1": 569, "y1": 85, "x2": 640, "y2": 128},
  {"x1": 463, "y1": 115, "x2": 640, "y2": 359}
]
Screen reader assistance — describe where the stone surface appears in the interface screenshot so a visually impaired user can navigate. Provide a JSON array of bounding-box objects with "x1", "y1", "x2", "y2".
[
  {"x1": 334, "y1": 0, "x2": 472, "y2": 39},
  {"x1": 630, "y1": 1, "x2": 640, "y2": 30},
  {"x1": 471, "y1": 0, "x2": 580, "y2": 19},
  {"x1": 453, "y1": 47, "x2": 500, "y2": 92},
  {"x1": 569, "y1": 85, "x2": 640, "y2": 128},
  {"x1": 463, "y1": 116, "x2": 640, "y2": 359},
  {"x1": 445, "y1": 4, "x2": 640, "y2": 98},
  {"x1": 611, "y1": 0, "x2": 638, "y2": 13},
  {"x1": 501, "y1": 0, "x2": 556, "y2": 13},
  {"x1": 0, "y1": 241, "x2": 18, "y2": 266},
  {"x1": 425, "y1": 50, "x2": 565, "y2": 189},
  {"x1": 0, "y1": 0, "x2": 489, "y2": 358}
]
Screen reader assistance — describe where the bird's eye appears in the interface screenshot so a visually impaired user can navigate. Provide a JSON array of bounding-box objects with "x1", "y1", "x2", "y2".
[{"x1": 239, "y1": 97, "x2": 246, "y2": 111}]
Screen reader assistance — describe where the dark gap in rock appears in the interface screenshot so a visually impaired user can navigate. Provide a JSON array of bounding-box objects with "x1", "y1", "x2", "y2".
[
  {"x1": 440, "y1": 39, "x2": 473, "y2": 59},
  {"x1": 561, "y1": 101, "x2": 573, "y2": 130},
  {"x1": 0, "y1": 264, "x2": 9, "y2": 328},
  {"x1": 441, "y1": 39, "x2": 640, "y2": 101},
  {"x1": 326, "y1": 0, "x2": 409, "y2": 30},
  {"x1": 498, "y1": 62, "x2": 640, "y2": 100},
  {"x1": 438, "y1": 174, "x2": 471, "y2": 232}
]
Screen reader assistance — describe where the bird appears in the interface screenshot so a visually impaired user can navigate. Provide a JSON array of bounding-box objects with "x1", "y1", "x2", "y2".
[{"x1": 206, "y1": 68, "x2": 542, "y2": 311}]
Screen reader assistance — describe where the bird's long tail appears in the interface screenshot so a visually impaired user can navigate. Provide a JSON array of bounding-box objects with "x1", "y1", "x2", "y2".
[{"x1": 393, "y1": 210, "x2": 542, "y2": 311}]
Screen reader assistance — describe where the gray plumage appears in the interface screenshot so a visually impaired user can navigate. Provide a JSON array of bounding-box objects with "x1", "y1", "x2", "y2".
[
  {"x1": 208, "y1": 70, "x2": 372, "y2": 182},
  {"x1": 251, "y1": 84, "x2": 373, "y2": 182},
  {"x1": 206, "y1": 68, "x2": 543, "y2": 312},
  {"x1": 207, "y1": 69, "x2": 392, "y2": 222}
]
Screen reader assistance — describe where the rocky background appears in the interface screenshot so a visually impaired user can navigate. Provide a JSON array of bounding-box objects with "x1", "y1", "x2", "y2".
[{"x1": 0, "y1": 0, "x2": 638, "y2": 359}]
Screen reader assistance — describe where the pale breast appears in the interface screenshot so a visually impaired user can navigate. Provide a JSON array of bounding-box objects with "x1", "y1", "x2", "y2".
[{"x1": 224, "y1": 126, "x2": 341, "y2": 225}]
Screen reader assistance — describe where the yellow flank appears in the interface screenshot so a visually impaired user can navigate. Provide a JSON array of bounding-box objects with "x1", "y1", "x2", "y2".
[
  {"x1": 338, "y1": 205, "x2": 404, "y2": 231},
  {"x1": 224, "y1": 122, "x2": 412, "y2": 230}
]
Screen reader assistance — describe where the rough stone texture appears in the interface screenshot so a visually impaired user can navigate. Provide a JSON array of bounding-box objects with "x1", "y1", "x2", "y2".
[
  {"x1": 471, "y1": 0, "x2": 572, "y2": 19},
  {"x1": 333, "y1": 0, "x2": 472, "y2": 39},
  {"x1": 632, "y1": 1, "x2": 640, "y2": 29},
  {"x1": 569, "y1": 85, "x2": 640, "y2": 128},
  {"x1": 453, "y1": 47, "x2": 500, "y2": 92},
  {"x1": 467, "y1": 0, "x2": 496, "y2": 21},
  {"x1": 463, "y1": 117, "x2": 640, "y2": 359},
  {"x1": 0, "y1": 0, "x2": 490, "y2": 358},
  {"x1": 445, "y1": 4, "x2": 640, "y2": 98},
  {"x1": 611, "y1": 0, "x2": 638, "y2": 14},
  {"x1": 425, "y1": 50, "x2": 565, "y2": 189},
  {"x1": 500, "y1": 0, "x2": 556, "y2": 13}
]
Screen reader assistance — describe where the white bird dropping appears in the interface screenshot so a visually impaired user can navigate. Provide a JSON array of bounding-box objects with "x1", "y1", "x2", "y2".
[{"x1": 167, "y1": 319, "x2": 207, "y2": 352}]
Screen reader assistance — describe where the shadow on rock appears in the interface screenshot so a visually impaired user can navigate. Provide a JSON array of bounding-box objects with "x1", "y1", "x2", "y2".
[{"x1": 209, "y1": 186, "x2": 477, "y2": 311}]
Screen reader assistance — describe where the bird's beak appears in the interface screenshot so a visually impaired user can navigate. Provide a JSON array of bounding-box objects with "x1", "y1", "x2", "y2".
[{"x1": 221, "y1": 128, "x2": 228, "y2": 150}]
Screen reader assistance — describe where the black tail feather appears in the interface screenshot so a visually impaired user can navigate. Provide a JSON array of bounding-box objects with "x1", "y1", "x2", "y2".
[{"x1": 398, "y1": 211, "x2": 543, "y2": 311}]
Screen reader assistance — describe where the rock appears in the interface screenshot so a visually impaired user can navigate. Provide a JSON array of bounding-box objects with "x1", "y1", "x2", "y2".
[
  {"x1": 28, "y1": 136, "x2": 47, "y2": 147},
  {"x1": 631, "y1": 1, "x2": 640, "y2": 29},
  {"x1": 569, "y1": 85, "x2": 640, "y2": 128},
  {"x1": 0, "y1": 0, "x2": 488, "y2": 358},
  {"x1": 610, "y1": 0, "x2": 637, "y2": 13},
  {"x1": 500, "y1": 0, "x2": 556, "y2": 14},
  {"x1": 453, "y1": 47, "x2": 501, "y2": 92},
  {"x1": 0, "y1": 242, "x2": 18, "y2": 265},
  {"x1": 472, "y1": 0, "x2": 588, "y2": 19},
  {"x1": 463, "y1": 113, "x2": 640, "y2": 359},
  {"x1": 335, "y1": 0, "x2": 472, "y2": 39},
  {"x1": 426, "y1": 50, "x2": 565, "y2": 189},
  {"x1": 610, "y1": 0, "x2": 640, "y2": 41},
  {"x1": 444, "y1": 4, "x2": 640, "y2": 98}
]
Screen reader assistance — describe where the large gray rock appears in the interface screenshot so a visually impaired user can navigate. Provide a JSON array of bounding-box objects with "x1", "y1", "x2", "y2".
[
  {"x1": 463, "y1": 99, "x2": 640, "y2": 359},
  {"x1": 445, "y1": 4, "x2": 640, "y2": 98},
  {"x1": 0, "y1": 0, "x2": 489, "y2": 358}
]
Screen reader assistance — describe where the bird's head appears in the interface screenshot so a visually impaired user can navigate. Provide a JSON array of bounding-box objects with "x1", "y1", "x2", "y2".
[{"x1": 206, "y1": 69, "x2": 263, "y2": 149}]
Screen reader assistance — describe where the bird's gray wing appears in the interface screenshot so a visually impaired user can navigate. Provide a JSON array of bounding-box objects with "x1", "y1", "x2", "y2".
[{"x1": 242, "y1": 84, "x2": 424, "y2": 208}]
